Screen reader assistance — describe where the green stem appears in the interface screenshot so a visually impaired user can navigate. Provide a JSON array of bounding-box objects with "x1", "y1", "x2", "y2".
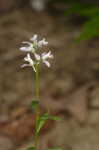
[
  {"x1": 34, "y1": 63, "x2": 40, "y2": 150},
  {"x1": 35, "y1": 64, "x2": 40, "y2": 100}
]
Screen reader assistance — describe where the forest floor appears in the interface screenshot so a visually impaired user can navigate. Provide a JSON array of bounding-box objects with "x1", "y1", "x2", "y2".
[{"x1": 1, "y1": 2, "x2": 99, "y2": 150}]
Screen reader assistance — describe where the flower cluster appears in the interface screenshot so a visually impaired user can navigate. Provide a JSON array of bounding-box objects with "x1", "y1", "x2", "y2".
[{"x1": 20, "y1": 35, "x2": 53, "y2": 72}]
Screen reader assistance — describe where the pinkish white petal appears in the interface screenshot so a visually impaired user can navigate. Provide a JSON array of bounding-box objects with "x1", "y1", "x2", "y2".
[
  {"x1": 20, "y1": 47, "x2": 30, "y2": 52},
  {"x1": 43, "y1": 60, "x2": 51, "y2": 67},
  {"x1": 42, "y1": 51, "x2": 53, "y2": 60},
  {"x1": 34, "y1": 53, "x2": 41, "y2": 61},
  {"x1": 20, "y1": 42, "x2": 33, "y2": 52},
  {"x1": 21, "y1": 64, "x2": 30, "y2": 68},
  {"x1": 24, "y1": 53, "x2": 34, "y2": 66},
  {"x1": 38, "y1": 38, "x2": 48, "y2": 47},
  {"x1": 22, "y1": 41, "x2": 32, "y2": 45},
  {"x1": 30, "y1": 34, "x2": 38, "y2": 41}
]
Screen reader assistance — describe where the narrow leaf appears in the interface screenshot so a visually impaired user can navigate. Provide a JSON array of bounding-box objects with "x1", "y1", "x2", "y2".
[
  {"x1": 36, "y1": 119, "x2": 46, "y2": 133},
  {"x1": 36, "y1": 113, "x2": 50, "y2": 134},
  {"x1": 50, "y1": 116, "x2": 62, "y2": 121},
  {"x1": 36, "y1": 114, "x2": 49, "y2": 134}
]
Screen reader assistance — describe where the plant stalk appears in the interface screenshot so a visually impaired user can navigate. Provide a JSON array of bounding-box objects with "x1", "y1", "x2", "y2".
[{"x1": 34, "y1": 63, "x2": 40, "y2": 150}]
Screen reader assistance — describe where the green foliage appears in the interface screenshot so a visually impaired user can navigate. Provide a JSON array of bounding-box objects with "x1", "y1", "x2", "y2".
[
  {"x1": 52, "y1": 0, "x2": 99, "y2": 41},
  {"x1": 36, "y1": 113, "x2": 61, "y2": 134},
  {"x1": 76, "y1": 17, "x2": 99, "y2": 42},
  {"x1": 36, "y1": 113, "x2": 49, "y2": 134},
  {"x1": 49, "y1": 115, "x2": 62, "y2": 121},
  {"x1": 65, "y1": 1, "x2": 99, "y2": 41},
  {"x1": 27, "y1": 147, "x2": 36, "y2": 150},
  {"x1": 31, "y1": 100, "x2": 39, "y2": 110}
]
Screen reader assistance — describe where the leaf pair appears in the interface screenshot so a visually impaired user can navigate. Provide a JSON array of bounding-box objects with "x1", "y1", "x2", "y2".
[{"x1": 36, "y1": 113, "x2": 61, "y2": 134}]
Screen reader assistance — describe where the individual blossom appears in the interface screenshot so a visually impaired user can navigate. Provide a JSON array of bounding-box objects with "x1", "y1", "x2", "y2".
[
  {"x1": 21, "y1": 53, "x2": 36, "y2": 72},
  {"x1": 38, "y1": 38, "x2": 48, "y2": 47},
  {"x1": 34, "y1": 51, "x2": 54, "y2": 67},
  {"x1": 30, "y1": 34, "x2": 48, "y2": 48},
  {"x1": 30, "y1": 34, "x2": 38, "y2": 42},
  {"x1": 20, "y1": 42, "x2": 35, "y2": 53}
]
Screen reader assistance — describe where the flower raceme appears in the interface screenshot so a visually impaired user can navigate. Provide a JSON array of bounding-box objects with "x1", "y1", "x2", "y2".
[{"x1": 20, "y1": 35, "x2": 53, "y2": 72}]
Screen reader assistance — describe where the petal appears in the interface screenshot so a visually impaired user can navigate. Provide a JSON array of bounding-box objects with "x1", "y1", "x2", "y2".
[
  {"x1": 34, "y1": 53, "x2": 40, "y2": 61},
  {"x1": 20, "y1": 47, "x2": 31, "y2": 52},
  {"x1": 49, "y1": 54, "x2": 54, "y2": 59},
  {"x1": 42, "y1": 52, "x2": 46, "y2": 57},
  {"x1": 24, "y1": 53, "x2": 34, "y2": 66},
  {"x1": 21, "y1": 64, "x2": 30, "y2": 68},
  {"x1": 22, "y1": 41, "x2": 32, "y2": 46},
  {"x1": 20, "y1": 42, "x2": 33, "y2": 52},
  {"x1": 22, "y1": 42, "x2": 33, "y2": 48},
  {"x1": 38, "y1": 38, "x2": 48, "y2": 47},
  {"x1": 42, "y1": 38, "x2": 48, "y2": 45},
  {"x1": 27, "y1": 53, "x2": 31, "y2": 59},
  {"x1": 24, "y1": 57, "x2": 28, "y2": 61},
  {"x1": 30, "y1": 34, "x2": 38, "y2": 41},
  {"x1": 32, "y1": 65, "x2": 36, "y2": 72},
  {"x1": 24, "y1": 53, "x2": 29, "y2": 61},
  {"x1": 41, "y1": 52, "x2": 48, "y2": 60},
  {"x1": 47, "y1": 51, "x2": 54, "y2": 59},
  {"x1": 42, "y1": 51, "x2": 51, "y2": 60},
  {"x1": 43, "y1": 60, "x2": 51, "y2": 67}
]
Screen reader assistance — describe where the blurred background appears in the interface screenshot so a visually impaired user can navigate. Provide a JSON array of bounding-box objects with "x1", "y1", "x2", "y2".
[{"x1": 1, "y1": 0, "x2": 99, "y2": 150}]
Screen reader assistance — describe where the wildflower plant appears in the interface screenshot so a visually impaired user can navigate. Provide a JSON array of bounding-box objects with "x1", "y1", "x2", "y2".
[{"x1": 20, "y1": 35, "x2": 62, "y2": 150}]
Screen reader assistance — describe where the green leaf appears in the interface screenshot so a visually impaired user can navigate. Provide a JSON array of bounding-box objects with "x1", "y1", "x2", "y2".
[
  {"x1": 65, "y1": 2, "x2": 90, "y2": 16},
  {"x1": 47, "y1": 147, "x2": 62, "y2": 150},
  {"x1": 64, "y1": 1, "x2": 99, "y2": 41},
  {"x1": 27, "y1": 147, "x2": 36, "y2": 150},
  {"x1": 36, "y1": 118, "x2": 46, "y2": 134},
  {"x1": 36, "y1": 113, "x2": 62, "y2": 134},
  {"x1": 40, "y1": 113, "x2": 50, "y2": 120},
  {"x1": 50, "y1": 116, "x2": 62, "y2": 121},
  {"x1": 76, "y1": 17, "x2": 99, "y2": 42},
  {"x1": 36, "y1": 113, "x2": 50, "y2": 134},
  {"x1": 31, "y1": 100, "x2": 39, "y2": 110}
]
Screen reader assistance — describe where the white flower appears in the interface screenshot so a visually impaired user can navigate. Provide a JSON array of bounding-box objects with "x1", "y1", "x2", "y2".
[
  {"x1": 21, "y1": 53, "x2": 36, "y2": 72},
  {"x1": 42, "y1": 51, "x2": 53, "y2": 67},
  {"x1": 34, "y1": 51, "x2": 53, "y2": 67},
  {"x1": 30, "y1": 34, "x2": 38, "y2": 42},
  {"x1": 20, "y1": 42, "x2": 35, "y2": 53},
  {"x1": 20, "y1": 35, "x2": 49, "y2": 54},
  {"x1": 38, "y1": 38, "x2": 48, "y2": 47},
  {"x1": 34, "y1": 53, "x2": 41, "y2": 61},
  {"x1": 42, "y1": 51, "x2": 53, "y2": 60},
  {"x1": 30, "y1": 35, "x2": 48, "y2": 48}
]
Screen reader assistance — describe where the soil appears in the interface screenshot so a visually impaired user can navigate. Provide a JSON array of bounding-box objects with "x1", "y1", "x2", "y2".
[{"x1": 1, "y1": 3, "x2": 99, "y2": 150}]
